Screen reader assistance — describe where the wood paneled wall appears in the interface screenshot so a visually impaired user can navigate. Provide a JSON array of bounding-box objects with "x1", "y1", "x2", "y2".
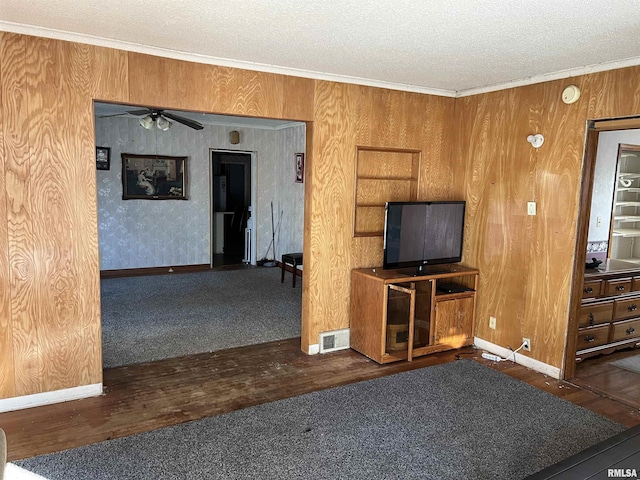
[
  {"x1": 456, "y1": 66, "x2": 640, "y2": 369},
  {"x1": 3, "y1": 29, "x2": 640, "y2": 402},
  {"x1": 0, "y1": 33, "x2": 317, "y2": 401},
  {"x1": 0, "y1": 34, "x2": 128, "y2": 398},
  {"x1": 302, "y1": 82, "x2": 456, "y2": 350}
]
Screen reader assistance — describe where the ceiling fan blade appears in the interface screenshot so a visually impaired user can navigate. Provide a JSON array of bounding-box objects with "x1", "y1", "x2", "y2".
[
  {"x1": 126, "y1": 109, "x2": 154, "y2": 116},
  {"x1": 161, "y1": 111, "x2": 204, "y2": 130},
  {"x1": 98, "y1": 113, "x2": 130, "y2": 118}
]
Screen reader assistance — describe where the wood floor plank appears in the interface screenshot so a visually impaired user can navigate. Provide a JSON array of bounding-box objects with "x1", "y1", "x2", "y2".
[
  {"x1": 0, "y1": 339, "x2": 638, "y2": 461},
  {"x1": 570, "y1": 348, "x2": 640, "y2": 411}
]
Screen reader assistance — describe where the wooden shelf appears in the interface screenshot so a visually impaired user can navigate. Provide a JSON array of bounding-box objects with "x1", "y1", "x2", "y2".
[{"x1": 613, "y1": 228, "x2": 640, "y2": 237}]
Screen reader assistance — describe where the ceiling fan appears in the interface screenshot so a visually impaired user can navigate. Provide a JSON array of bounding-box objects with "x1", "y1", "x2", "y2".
[
  {"x1": 101, "y1": 108, "x2": 204, "y2": 131},
  {"x1": 130, "y1": 108, "x2": 204, "y2": 131}
]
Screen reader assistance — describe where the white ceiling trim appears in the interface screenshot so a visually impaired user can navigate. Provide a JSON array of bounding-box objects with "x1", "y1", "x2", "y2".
[
  {"x1": 3, "y1": 20, "x2": 640, "y2": 100},
  {"x1": 457, "y1": 55, "x2": 640, "y2": 98},
  {"x1": 0, "y1": 21, "x2": 456, "y2": 98}
]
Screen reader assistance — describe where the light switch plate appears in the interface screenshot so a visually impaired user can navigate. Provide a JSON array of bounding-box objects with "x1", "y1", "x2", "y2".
[{"x1": 527, "y1": 202, "x2": 536, "y2": 216}]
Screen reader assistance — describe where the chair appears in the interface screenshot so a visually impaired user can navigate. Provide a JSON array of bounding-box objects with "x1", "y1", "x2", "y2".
[{"x1": 281, "y1": 253, "x2": 303, "y2": 287}]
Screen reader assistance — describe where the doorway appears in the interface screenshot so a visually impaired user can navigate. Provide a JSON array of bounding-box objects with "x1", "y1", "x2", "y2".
[
  {"x1": 211, "y1": 150, "x2": 255, "y2": 268},
  {"x1": 566, "y1": 117, "x2": 640, "y2": 409}
]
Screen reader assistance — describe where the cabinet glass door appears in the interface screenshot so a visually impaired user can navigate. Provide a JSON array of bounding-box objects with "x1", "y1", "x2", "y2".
[{"x1": 386, "y1": 283, "x2": 414, "y2": 358}]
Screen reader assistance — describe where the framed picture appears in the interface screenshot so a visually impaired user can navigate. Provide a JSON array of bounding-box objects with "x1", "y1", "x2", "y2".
[
  {"x1": 121, "y1": 153, "x2": 188, "y2": 200},
  {"x1": 295, "y1": 153, "x2": 305, "y2": 183},
  {"x1": 96, "y1": 146, "x2": 111, "y2": 170}
]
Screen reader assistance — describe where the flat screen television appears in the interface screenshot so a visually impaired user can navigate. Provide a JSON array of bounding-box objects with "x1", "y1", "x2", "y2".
[{"x1": 383, "y1": 201, "x2": 465, "y2": 272}]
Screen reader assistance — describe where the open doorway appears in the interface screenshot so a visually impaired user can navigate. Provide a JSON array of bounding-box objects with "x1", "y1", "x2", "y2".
[
  {"x1": 566, "y1": 117, "x2": 640, "y2": 410},
  {"x1": 211, "y1": 150, "x2": 254, "y2": 268},
  {"x1": 94, "y1": 101, "x2": 307, "y2": 369}
]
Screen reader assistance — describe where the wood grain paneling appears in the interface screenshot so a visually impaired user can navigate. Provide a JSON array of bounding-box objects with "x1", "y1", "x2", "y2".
[
  {"x1": 0, "y1": 32, "x2": 16, "y2": 398},
  {"x1": 457, "y1": 67, "x2": 640, "y2": 372},
  {"x1": 127, "y1": 53, "x2": 312, "y2": 121},
  {"x1": 3, "y1": 33, "x2": 39, "y2": 396},
  {"x1": 357, "y1": 149, "x2": 415, "y2": 178},
  {"x1": 304, "y1": 80, "x2": 358, "y2": 346},
  {"x1": 24, "y1": 37, "x2": 102, "y2": 392}
]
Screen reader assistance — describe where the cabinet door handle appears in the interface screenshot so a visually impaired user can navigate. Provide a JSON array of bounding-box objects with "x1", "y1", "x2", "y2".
[
  {"x1": 584, "y1": 335, "x2": 596, "y2": 343},
  {"x1": 584, "y1": 287, "x2": 593, "y2": 294},
  {"x1": 626, "y1": 327, "x2": 636, "y2": 335},
  {"x1": 616, "y1": 285, "x2": 626, "y2": 291},
  {"x1": 628, "y1": 304, "x2": 638, "y2": 312},
  {"x1": 587, "y1": 312, "x2": 595, "y2": 326}
]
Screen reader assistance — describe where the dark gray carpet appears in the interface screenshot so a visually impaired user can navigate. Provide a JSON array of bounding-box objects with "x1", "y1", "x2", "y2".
[
  {"x1": 17, "y1": 360, "x2": 623, "y2": 480},
  {"x1": 101, "y1": 267, "x2": 301, "y2": 368}
]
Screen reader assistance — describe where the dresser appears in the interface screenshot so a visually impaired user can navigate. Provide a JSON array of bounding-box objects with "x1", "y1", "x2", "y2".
[{"x1": 577, "y1": 259, "x2": 640, "y2": 362}]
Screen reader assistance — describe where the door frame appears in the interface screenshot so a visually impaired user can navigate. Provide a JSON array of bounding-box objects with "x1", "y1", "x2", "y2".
[
  {"x1": 209, "y1": 148, "x2": 257, "y2": 266},
  {"x1": 564, "y1": 116, "x2": 640, "y2": 379}
]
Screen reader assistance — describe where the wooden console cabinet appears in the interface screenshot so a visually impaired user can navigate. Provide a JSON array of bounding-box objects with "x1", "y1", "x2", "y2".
[
  {"x1": 350, "y1": 264, "x2": 478, "y2": 364},
  {"x1": 577, "y1": 259, "x2": 640, "y2": 362}
]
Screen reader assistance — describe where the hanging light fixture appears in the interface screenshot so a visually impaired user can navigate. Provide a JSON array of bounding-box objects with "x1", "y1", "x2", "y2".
[
  {"x1": 156, "y1": 116, "x2": 172, "y2": 131},
  {"x1": 139, "y1": 115, "x2": 154, "y2": 130}
]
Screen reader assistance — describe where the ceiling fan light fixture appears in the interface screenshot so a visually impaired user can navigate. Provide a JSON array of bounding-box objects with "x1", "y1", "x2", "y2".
[
  {"x1": 156, "y1": 116, "x2": 172, "y2": 131},
  {"x1": 139, "y1": 115, "x2": 154, "y2": 130}
]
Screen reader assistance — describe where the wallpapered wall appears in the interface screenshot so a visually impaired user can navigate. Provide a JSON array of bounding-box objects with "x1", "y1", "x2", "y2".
[{"x1": 95, "y1": 116, "x2": 306, "y2": 270}]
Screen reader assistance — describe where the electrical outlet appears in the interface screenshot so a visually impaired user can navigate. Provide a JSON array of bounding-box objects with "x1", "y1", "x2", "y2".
[
  {"x1": 527, "y1": 202, "x2": 536, "y2": 216},
  {"x1": 522, "y1": 337, "x2": 531, "y2": 351},
  {"x1": 489, "y1": 316, "x2": 496, "y2": 329}
]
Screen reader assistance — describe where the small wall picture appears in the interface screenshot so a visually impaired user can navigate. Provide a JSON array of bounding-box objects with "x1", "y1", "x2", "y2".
[
  {"x1": 295, "y1": 153, "x2": 305, "y2": 183},
  {"x1": 96, "y1": 146, "x2": 111, "y2": 170},
  {"x1": 121, "y1": 153, "x2": 188, "y2": 200}
]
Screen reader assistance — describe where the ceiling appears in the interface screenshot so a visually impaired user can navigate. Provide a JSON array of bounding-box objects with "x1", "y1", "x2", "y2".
[{"x1": 1, "y1": 1, "x2": 640, "y2": 97}]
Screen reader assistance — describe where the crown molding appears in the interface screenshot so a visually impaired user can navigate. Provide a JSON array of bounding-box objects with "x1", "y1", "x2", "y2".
[
  {"x1": 456, "y1": 56, "x2": 640, "y2": 97},
  {"x1": 3, "y1": 20, "x2": 640, "y2": 100},
  {"x1": 0, "y1": 21, "x2": 456, "y2": 98}
]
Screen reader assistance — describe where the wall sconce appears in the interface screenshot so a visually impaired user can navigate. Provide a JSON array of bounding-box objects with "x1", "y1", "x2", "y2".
[
  {"x1": 527, "y1": 134, "x2": 544, "y2": 148},
  {"x1": 230, "y1": 131, "x2": 240, "y2": 144}
]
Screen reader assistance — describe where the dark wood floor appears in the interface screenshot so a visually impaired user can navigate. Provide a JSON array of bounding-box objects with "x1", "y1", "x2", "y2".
[
  {"x1": 570, "y1": 348, "x2": 640, "y2": 410},
  {"x1": 1, "y1": 339, "x2": 638, "y2": 462}
]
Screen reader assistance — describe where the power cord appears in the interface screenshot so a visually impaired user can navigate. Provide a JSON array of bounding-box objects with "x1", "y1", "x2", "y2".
[{"x1": 481, "y1": 340, "x2": 528, "y2": 363}]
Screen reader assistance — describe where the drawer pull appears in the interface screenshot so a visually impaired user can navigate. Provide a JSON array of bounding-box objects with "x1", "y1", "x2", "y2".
[
  {"x1": 587, "y1": 312, "x2": 595, "y2": 326},
  {"x1": 584, "y1": 335, "x2": 596, "y2": 343},
  {"x1": 584, "y1": 287, "x2": 593, "y2": 294},
  {"x1": 627, "y1": 327, "x2": 636, "y2": 335},
  {"x1": 616, "y1": 285, "x2": 626, "y2": 291},
  {"x1": 628, "y1": 304, "x2": 638, "y2": 312}
]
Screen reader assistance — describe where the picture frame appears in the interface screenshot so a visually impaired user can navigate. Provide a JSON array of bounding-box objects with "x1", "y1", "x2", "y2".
[
  {"x1": 295, "y1": 153, "x2": 305, "y2": 183},
  {"x1": 96, "y1": 146, "x2": 111, "y2": 170},
  {"x1": 121, "y1": 153, "x2": 188, "y2": 200}
]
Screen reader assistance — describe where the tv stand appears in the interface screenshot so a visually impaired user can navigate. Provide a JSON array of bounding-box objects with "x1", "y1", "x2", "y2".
[{"x1": 350, "y1": 265, "x2": 478, "y2": 364}]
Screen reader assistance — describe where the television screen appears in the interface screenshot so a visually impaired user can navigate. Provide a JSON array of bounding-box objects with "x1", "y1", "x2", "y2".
[{"x1": 383, "y1": 201, "x2": 465, "y2": 270}]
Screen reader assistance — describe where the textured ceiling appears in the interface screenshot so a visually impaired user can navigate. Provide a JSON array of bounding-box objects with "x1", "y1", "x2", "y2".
[{"x1": 1, "y1": 0, "x2": 640, "y2": 96}]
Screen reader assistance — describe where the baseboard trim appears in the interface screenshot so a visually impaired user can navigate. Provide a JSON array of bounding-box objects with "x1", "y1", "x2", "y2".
[
  {"x1": 474, "y1": 337, "x2": 561, "y2": 379},
  {"x1": 101, "y1": 264, "x2": 211, "y2": 278},
  {"x1": 0, "y1": 383, "x2": 103, "y2": 413}
]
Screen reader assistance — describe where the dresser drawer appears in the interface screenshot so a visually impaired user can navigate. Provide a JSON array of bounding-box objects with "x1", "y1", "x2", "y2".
[
  {"x1": 576, "y1": 325, "x2": 610, "y2": 350},
  {"x1": 604, "y1": 278, "x2": 632, "y2": 296},
  {"x1": 613, "y1": 296, "x2": 640, "y2": 320},
  {"x1": 578, "y1": 301, "x2": 613, "y2": 328},
  {"x1": 611, "y1": 318, "x2": 640, "y2": 341},
  {"x1": 582, "y1": 280, "x2": 602, "y2": 300},
  {"x1": 633, "y1": 276, "x2": 640, "y2": 292}
]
